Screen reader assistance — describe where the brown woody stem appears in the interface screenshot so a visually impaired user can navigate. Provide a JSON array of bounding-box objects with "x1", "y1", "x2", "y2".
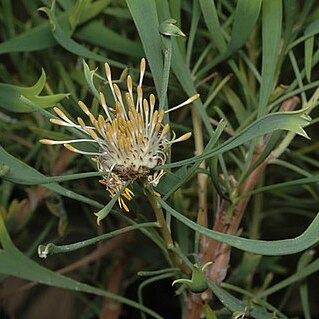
[{"x1": 184, "y1": 97, "x2": 300, "y2": 319}]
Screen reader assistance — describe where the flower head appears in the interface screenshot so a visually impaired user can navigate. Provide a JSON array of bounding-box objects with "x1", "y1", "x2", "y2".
[{"x1": 40, "y1": 59, "x2": 199, "y2": 211}]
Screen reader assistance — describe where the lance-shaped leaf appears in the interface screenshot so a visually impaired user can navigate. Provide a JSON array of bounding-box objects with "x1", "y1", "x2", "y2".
[
  {"x1": 0, "y1": 69, "x2": 68, "y2": 113},
  {"x1": 160, "y1": 108, "x2": 311, "y2": 169},
  {"x1": 158, "y1": 198, "x2": 319, "y2": 256},
  {"x1": 0, "y1": 146, "x2": 103, "y2": 209}
]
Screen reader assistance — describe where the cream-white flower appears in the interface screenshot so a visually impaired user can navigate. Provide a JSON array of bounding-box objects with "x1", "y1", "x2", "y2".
[{"x1": 41, "y1": 59, "x2": 199, "y2": 212}]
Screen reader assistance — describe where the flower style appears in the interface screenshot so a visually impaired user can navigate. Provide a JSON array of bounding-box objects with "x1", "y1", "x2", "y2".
[{"x1": 40, "y1": 59, "x2": 199, "y2": 212}]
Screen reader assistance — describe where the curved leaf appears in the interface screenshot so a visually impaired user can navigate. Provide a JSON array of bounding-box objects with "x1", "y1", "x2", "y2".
[
  {"x1": 158, "y1": 198, "x2": 319, "y2": 256},
  {"x1": 41, "y1": 6, "x2": 125, "y2": 68},
  {"x1": 17, "y1": 69, "x2": 46, "y2": 95},
  {"x1": 226, "y1": 0, "x2": 262, "y2": 56},
  {"x1": 199, "y1": 0, "x2": 226, "y2": 52},
  {"x1": 0, "y1": 0, "x2": 112, "y2": 55},
  {"x1": 211, "y1": 0, "x2": 263, "y2": 65},
  {"x1": 126, "y1": 0, "x2": 163, "y2": 95},
  {"x1": 0, "y1": 22, "x2": 56, "y2": 55},
  {"x1": 160, "y1": 108, "x2": 310, "y2": 169},
  {"x1": 75, "y1": 21, "x2": 143, "y2": 57},
  {"x1": 0, "y1": 70, "x2": 68, "y2": 113},
  {"x1": 259, "y1": 257, "x2": 319, "y2": 298},
  {"x1": 258, "y1": 0, "x2": 283, "y2": 117},
  {"x1": 208, "y1": 280, "x2": 274, "y2": 319},
  {"x1": 244, "y1": 175, "x2": 319, "y2": 198},
  {"x1": 0, "y1": 147, "x2": 103, "y2": 209}
]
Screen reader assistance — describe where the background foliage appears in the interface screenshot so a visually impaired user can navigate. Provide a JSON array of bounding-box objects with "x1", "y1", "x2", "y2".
[{"x1": 0, "y1": 1, "x2": 319, "y2": 318}]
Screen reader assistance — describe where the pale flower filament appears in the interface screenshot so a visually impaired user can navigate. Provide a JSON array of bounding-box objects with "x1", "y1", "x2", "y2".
[{"x1": 40, "y1": 59, "x2": 199, "y2": 212}]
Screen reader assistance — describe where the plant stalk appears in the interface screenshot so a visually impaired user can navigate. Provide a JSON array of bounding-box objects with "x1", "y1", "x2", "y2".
[{"x1": 146, "y1": 189, "x2": 190, "y2": 274}]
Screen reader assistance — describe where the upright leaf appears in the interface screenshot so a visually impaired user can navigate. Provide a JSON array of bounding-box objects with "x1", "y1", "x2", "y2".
[
  {"x1": 126, "y1": 0, "x2": 163, "y2": 95},
  {"x1": 258, "y1": 0, "x2": 283, "y2": 117}
]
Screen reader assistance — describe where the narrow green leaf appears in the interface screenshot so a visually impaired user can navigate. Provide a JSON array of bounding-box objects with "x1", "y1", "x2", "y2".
[
  {"x1": 211, "y1": 0, "x2": 262, "y2": 65},
  {"x1": 25, "y1": 94, "x2": 70, "y2": 107},
  {"x1": 17, "y1": 69, "x2": 46, "y2": 95},
  {"x1": 68, "y1": 0, "x2": 90, "y2": 31},
  {"x1": 42, "y1": 6, "x2": 125, "y2": 68},
  {"x1": 0, "y1": 70, "x2": 68, "y2": 113},
  {"x1": 0, "y1": 0, "x2": 112, "y2": 56},
  {"x1": 244, "y1": 174, "x2": 319, "y2": 198},
  {"x1": 0, "y1": 147, "x2": 103, "y2": 209},
  {"x1": 171, "y1": 40, "x2": 213, "y2": 134},
  {"x1": 169, "y1": 0, "x2": 181, "y2": 29},
  {"x1": 222, "y1": 86, "x2": 247, "y2": 124},
  {"x1": 154, "y1": 0, "x2": 211, "y2": 132},
  {"x1": 0, "y1": 22, "x2": 57, "y2": 55},
  {"x1": 258, "y1": 0, "x2": 283, "y2": 117},
  {"x1": 239, "y1": 131, "x2": 282, "y2": 185},
  {"x1": 2, "y1": 169, "x2": 105, "y2": 185},
  {"x1": 75, "y1": 21, "x2": 143, "y2": 57},
  {"x1": 162, "y1": 120, "x2": 227, "y2": 200},
  {"x1": 158, "y1": 198, "x2": 319, "y2": 256},
  {"x1": 94, "y1": 192, "x2": 121, "y2": 225},
  {"x1": 208, "y1": 280, "x2": 274, "y2": 319},
  {"x1": 285, "y1": 12, "x2": 319, "y2": 52},
  {"x1": 226, "y1": 0, "x2": 262, "y2": 55},
  {"x1": 186, "y1": 0, "x2": 201, "y2": 66},
  {"x1": 297, "y1": 250, "x2": 314, "y2": 319},
  {"x1": 259, "y1": 257, "x2": 319, "y2": 298},
  {"x1": 126, "y1": 0, "x2": 163, "y2": 95},
  {"x1": 199, "y1": 0, "x2": 227, "y2": 52},
  {"x1": 289, "y1": 50, "x2": 307, "y2": 105},
  {"x1": 127, "y1": 0, "x2": 213, "y2": 133},
  {"x1": 304, "y1": 18, "x2": 319, "y2": 40},
  {"x1": 283, "y1": 0, "x2": 297, "y2": 45},
  {"x1": 0, "y1": 85, "x2": 29, "y2": 112},
  {"x1": 160, "y1": 108, "x2": 310, "y2": 169},
  {"x1": 77, "y1": 0, "x2": 112, "y2": 23},
  {"x1": 304, "y1": 36, "x2": 314, "y2": 82},
  {"x1": 1, "y1": 0, "x2": 15, "y2": 39}
]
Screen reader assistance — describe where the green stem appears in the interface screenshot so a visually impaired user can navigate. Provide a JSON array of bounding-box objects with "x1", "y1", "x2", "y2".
[
  {"x1": 145, "y1": 188, "x2": 190, "y2": 274},
  {"x1": 146, "y1": 190, "x2": 174, "y2": 248}
]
